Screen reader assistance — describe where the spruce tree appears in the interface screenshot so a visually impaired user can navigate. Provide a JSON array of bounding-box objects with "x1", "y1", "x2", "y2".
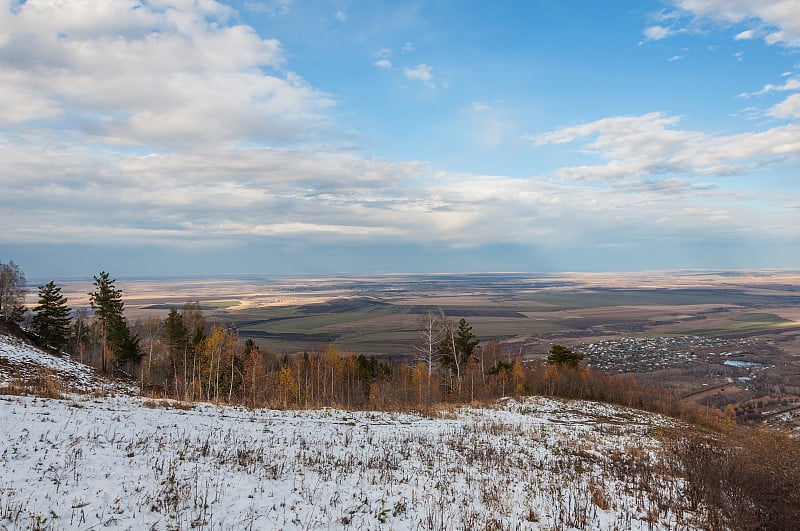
[
  {"x1": 108, "y1": 316, "x2": 141, "y2": 367},
  {"x1": 454, "y1": 318, "x2": 479, "y2": 361},
  {"x1": 31, "y1": 281, "x2": 71, "y2": 351},
  {"x1": 439, "y1": 317, "x2": 480, "y2": 385}
]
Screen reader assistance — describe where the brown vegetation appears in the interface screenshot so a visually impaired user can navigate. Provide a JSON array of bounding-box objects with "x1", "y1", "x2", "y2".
[{"x1": 666, "y1": 427, "x2": 800, "y2": 530}]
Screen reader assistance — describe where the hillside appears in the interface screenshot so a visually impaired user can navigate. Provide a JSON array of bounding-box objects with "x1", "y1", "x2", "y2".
[
  {"x1": 0, "y1": 334, "x2": 715, "y2": 530},
  {"x1": 1, "y1": 395, "x2": 702, "y2": 530},
  {"x1": 0, "y1": 332, "x2": 133, "y2": 395},
  {"x1": 11, "y1": 333, "x2": 800, "y2": 530}
]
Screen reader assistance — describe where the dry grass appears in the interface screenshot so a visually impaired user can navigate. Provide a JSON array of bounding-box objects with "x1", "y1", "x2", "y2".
[
  {"x1": 0, "y1": 395, "x2": 713, "y2": 530},
  {"x1": 141, "y1": 398, "x2": 195, "y2": 410},
  {"x1": 0, "y1": 367, "x2": 65, "y2": 399},
  {"x1": 666, "y1": 427, "x2": 800, "y2": 530}
]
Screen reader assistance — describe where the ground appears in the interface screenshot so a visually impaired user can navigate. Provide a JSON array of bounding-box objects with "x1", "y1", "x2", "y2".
[{"x1": 0, "y1": 334, "x2": 710, "y2": 530}]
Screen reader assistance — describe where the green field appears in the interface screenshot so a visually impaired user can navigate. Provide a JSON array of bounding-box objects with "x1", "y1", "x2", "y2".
[
  {"x1": 515, "y1": 288, "x2": 797, "y2": 308},
  {"x1": 226, "y1": 297, "x2": 571, "y2": 355},
  {"x1": 670, "y1": 312, "x2": 798, "y2": 338},
  {"x1": 173, "y1": 275, "x2": 800, "y2": 356}
]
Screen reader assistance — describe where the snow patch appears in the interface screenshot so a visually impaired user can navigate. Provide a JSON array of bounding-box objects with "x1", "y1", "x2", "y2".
[{"x1": 0, "y1": 334, "x2": 132, "y2": 393}]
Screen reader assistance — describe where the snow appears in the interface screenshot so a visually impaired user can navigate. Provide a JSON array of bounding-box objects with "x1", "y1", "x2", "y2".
[
  {"x1": 0, "y1": 334, "x2": 706, "y2": 529},
  {"x1": 0, "y1": 334, "x2": 132, "y2": 394},
  {"x1": 0, "y1": 394, "x2": 707, "y2": 530}
]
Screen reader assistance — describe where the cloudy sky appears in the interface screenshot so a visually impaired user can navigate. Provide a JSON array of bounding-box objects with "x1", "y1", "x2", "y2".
[{"x1": 2, "y1": 0, "x2": 799, "y2": 279}]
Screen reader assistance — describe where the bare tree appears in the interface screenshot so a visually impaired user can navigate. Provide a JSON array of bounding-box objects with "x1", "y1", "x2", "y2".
[
  {"x1": 0, "y1": 260, "x2": 27, "y2": 322},
  {"x1": 71, "y1": 308, "x2": 90, "y2": 362},
  {"x1": 414, "y1": 309, "x2": 445, "y2": 377},
  {"x1": 136, "y1": 317, "x2": 164, "y2": 384}
]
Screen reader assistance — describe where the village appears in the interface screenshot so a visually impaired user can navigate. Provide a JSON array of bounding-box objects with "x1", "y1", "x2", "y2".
[{"x1": 574, "y1": 335, "x2": 764, "y2": 373}]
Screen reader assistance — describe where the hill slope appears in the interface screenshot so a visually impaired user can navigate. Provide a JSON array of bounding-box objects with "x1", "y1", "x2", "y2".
[
  {"x1": 0, "y1": 401, "x2": 701, "y2": 529},
  {"x1": 0, "y1": 333, "x2": 134, "y2": 395},
  {"x1": 0, "y1": 334, "x2": 709, "y2": 529}
]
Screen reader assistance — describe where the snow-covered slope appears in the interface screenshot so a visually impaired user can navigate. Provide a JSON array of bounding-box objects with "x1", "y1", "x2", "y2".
[
  {"x1": 0, "y1": 333, "x2": 130, "y2": 393},
  {"x1": 0, "y1": 333, "x2": 707, "y2": 529},
  {"x1": 0, "y1": 393, "x2": 704, "y2": 530}
]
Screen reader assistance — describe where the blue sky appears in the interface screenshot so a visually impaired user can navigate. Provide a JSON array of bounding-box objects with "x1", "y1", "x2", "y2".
[{"x1": 1, "y1": 0, "x2": 799, "y2": 279}]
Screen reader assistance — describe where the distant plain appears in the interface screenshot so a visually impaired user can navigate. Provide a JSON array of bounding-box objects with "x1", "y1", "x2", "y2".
[{"x1": 48, "y1": 270, "x2": 800, "y2": 356}]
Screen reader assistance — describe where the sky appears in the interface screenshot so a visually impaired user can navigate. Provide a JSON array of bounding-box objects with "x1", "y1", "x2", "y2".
[{"x1": 1, "y1": 0, "x2": 799, "y2": 280}]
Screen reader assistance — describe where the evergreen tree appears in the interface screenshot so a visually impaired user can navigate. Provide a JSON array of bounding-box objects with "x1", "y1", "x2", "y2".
[
  {"x1": 439, "y1": 318, "x2": 480, "y2": 386},
  {"x1": 31, "y1": 281, "x2": 71, "y2": 351},
  {"x1": 89, "y1": 272, "x2": 140, "y2": 370},
  {"x1": 163, "y1": 308, "x2": 188, "y2": 350},
  {"x1": 547, "y1": 344, "x2": 583, "y2": 368},
  {"x1": 454, "y1": 318, "x2": 479, "y2": 360},
  {"x1": 162, "y1": 307, "x2": 189, "y2": 379},
  {"x1": 108, "y1": 316, "x2": 142, "y2": 367},
  {"x1": 89, "y1": 272, "x2": 123, "y2": 326}
]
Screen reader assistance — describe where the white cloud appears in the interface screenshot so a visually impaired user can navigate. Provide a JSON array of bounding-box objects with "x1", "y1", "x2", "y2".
[
  {"x1": 0, "y1": 0, "x2": 334, "y2": 148},
  {"x1": 643, "y1": 25, "x2": 673, "y2": 41},
  {"x1": 735, "y1": 29, "x2": 756, "y2": 40},
  {"x1": 461, "y1": 102, "x2": 516, "y2": 149},
  {"x1": 243, "y1": 1, "x2": 268, "y2": 13},
  {"x1": 374, "y1": 59, "x2": 392, "y2": 69},
  {"x1": 740, "y1": 78, "x2": 800, "y2": 97},
  {"x1": 671, "y1": 0, "x2": 800, "y2": 47},
  {"x1": 668, "y1": 55, "x2": 684, "y2": 61},
  {"x1": 404, "y1": 64, "x2": 433, "y2": 84},
  {"x1": 245, "y1": 0, "x2": 294, "y2": 17},
  {"x1": 530, "y1": 112, "x2": 800, "y2": 183},
  {"x1": 0, "y1": 0, "x2": 797, "y2": 266},
  {"x1": 402, "y1": 42, "x2": 415, "y2": 52},
  {"x1": 770, "y1": 93, "x2": 800, "y2": 118},
  {"x1": 335, "y1": 9, "x2": 346, "y2": 22},
  {"x1": 375, "y1": 48, "x2": 392, "y2": 57},
  {"x1": 1, "y1": 125, "x2": 798, "y2": 257}
]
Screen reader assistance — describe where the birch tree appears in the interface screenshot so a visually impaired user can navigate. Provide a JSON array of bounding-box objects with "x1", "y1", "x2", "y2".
[{"x1": 414, "y1": 309, "x2": 445, "y2": 377}]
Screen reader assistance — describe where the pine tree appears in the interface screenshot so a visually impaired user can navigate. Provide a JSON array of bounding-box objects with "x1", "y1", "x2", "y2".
[
  {"x1": 31, "y1": 281, "x2": 71, "y2": 351},
  {"x1": 547, "y1": 344, "x2": 583, "y2": 368},
  {"x1": 89, "y1": 272, "x2": 140, "y2": 370},
  {"x1": 108, "y1": 316, "x2": 141, "y2": 367},
  {"x1": 438, "y1": 317, "x2": 479, "y2": 393},
  {"x1": 454, "y1": 318, "x2": 479, "y2": 360},
  {"x1": 439, "y1": 318, "x2": 479, "y2": 372}
]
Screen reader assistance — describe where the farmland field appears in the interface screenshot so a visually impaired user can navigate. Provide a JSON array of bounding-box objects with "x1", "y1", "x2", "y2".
[{"x1": 47, "y1": 271, "x2": 800, "y2": 357}]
